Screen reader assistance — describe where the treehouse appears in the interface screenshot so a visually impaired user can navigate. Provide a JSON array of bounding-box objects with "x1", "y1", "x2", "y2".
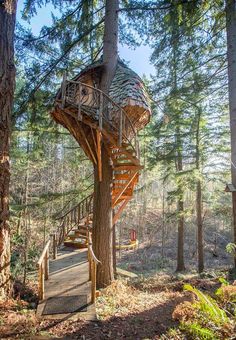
[{"x1": 51, "y1": 58, "x2": 151, "y2": 247}]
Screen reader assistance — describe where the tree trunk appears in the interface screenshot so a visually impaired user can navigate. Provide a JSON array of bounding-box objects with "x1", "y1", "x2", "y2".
[
  {"x1": 195, "y1": 108, "x2": 204, "y2": 272},
  {"x1": 0, "y1": 0, "x2": 17, "y2": 298},
  {"x1": 92, "y1": 0, "x2": 119, "y2": 288},
  {"x1": 93, "y1": 144, "x2": 114, "y2": 287},
  {"x1": 226, "y1": 0, "x2": 236, "y2": 268},
  {"x1": 176, "y1": 197, "x2": 185, "y2": 271},
  {"x1": 176, "y1": 128, "x2": 185, "y2": 272},
  {"x1": 196, "y1": 179, "x2": 204, "y2": 272}
]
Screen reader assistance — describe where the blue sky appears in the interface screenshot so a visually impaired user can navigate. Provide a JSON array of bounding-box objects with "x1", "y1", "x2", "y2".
[{"x1": 17, "y1": 0, "x2": 155, "y2": 77}]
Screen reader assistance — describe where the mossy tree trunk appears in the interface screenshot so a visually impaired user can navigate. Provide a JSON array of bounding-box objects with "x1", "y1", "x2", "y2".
[
  {"x1": 0, "y1": 0, "x2": 17, "y2": 298},
  {"x1": 92, "y1": 0, "x2": 119, "y2": 288}
]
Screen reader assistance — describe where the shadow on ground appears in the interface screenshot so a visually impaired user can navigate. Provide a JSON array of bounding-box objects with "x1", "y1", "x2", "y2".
[{"x1": 36, "y1": 292, "x2": 192, "y2": 339}]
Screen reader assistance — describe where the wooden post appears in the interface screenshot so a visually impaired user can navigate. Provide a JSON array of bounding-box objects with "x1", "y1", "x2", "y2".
[
  {"x1": 88, "y1": 248, "x2": 91, "y2": 281},
  {"x1": 45, "y1": 249, "x2": 49, "y2": 280},
  {"x1": 99, "y1": 91, "x2": 103, "y2": 130},
  {"x1": 78, "y1": 83, "x2": 82, "y2": 120},
  {"x1": 91, "y1": 261, "x2": 96, "y2": 303},
  {"x1": 38, "y1": 263, "x2": 45, "y2": 300},
  {"x1": 53, "y1": 233, "x2": 57, "y2": 260}
]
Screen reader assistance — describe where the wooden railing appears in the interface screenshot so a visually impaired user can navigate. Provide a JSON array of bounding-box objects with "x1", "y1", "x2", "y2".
[
  {"x1": 56, "y1": 193, "x2": 94, "y2": 245},
  {"x1": 37, "y1": 233, "x2": 57, "y2": 300},
  {"x1": 88, "y1": 232, "x2": 100, "y2": 303},
  {"x1": 60, "y1": 77, "x2": 140, "y2": 158},
  {"x1": 37, "y1": 240, "x2": 50, "y2": 300}
]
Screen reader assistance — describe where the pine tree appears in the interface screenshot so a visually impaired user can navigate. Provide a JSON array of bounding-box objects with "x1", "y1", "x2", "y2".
[{"x1": 0, "y1": 0, "x2": 17, "y2": 298}]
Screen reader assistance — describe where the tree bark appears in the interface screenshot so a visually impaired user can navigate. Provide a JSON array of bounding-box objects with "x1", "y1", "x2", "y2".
[
  {"x1": 176, "y1": 195, "x2": 185, "y2": 271},
  {"x1": 226, "y1": 0, "x2": 236, "y2": 268},
  {"x1": 176, "y1": 128, "x2": 185, "y2": 272},
  {"x1": 0, "y1": 0, "x2": 17, "y2": 298},
  {"x1": 93, "y1": 144, "x2": 114, "y2": 287},
  {"x1": 92, "y1": 0, "x2": 119, "y2": 288},
  {"x1": 195, "y1": 108, "x2": 204, "y2": 272}
]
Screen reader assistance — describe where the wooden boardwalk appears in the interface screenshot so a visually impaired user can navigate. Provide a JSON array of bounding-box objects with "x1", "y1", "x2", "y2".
[{"x1": 37, "y1": 247, "x2": 96, "y2": 321}]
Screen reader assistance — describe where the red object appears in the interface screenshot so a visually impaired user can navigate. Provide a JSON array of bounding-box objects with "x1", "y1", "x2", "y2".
[{"x1": 130, "y1": 229, "x2": 136, "y2": 242}]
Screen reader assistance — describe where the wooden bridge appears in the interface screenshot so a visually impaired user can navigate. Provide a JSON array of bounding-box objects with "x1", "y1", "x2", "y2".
[{"x1": 37, "y1": 229, "x2": 99, "y2": 320}]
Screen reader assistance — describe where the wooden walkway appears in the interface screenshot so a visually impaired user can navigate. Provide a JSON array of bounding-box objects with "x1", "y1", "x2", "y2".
[{"x1": 37, "y1": 247, "x2": 96, "y2": 321}]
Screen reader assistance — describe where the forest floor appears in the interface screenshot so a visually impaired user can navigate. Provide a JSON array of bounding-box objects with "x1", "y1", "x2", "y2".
[
  {"x1": 0, "y1": 265, "x2": 227, "y2": 339},
  {"x1": 1, "y1": 242, "x2": 235, "y2": 339}
]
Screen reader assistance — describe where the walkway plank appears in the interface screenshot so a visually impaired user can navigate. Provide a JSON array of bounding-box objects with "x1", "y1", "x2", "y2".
[{"x1": 37, "y1": 248, "x2": 96, "y2": 321}]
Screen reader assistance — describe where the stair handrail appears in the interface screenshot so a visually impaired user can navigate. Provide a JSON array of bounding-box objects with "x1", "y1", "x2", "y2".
[
  {"x1": 55, "y1": 193, "x2": 94, "y2": 246},
  {"x1": 37, "y1": 239, "x2": 51, "y2": 300},
  {"x1": 60, "y1": 79, "x2": 139, "y2": 158},
  {"x1": 55, "y1": 193, "x2": 94, "y2": 221},
  {"x1": 88, "y1": 231, "x2": 100, "y2": 303}
]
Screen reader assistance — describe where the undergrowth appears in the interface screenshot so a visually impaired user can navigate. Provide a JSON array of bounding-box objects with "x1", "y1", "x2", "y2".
[{"x1": 171, "y1": 278, "x2": 236, "y2": 339}]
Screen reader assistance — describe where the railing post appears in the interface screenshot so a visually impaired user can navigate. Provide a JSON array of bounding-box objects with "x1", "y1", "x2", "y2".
[
  {"x1": 53, "y1": 233, "x2": 57, "y2": 260},
  {"x1": 99, "y1": 91, "x2": 103, "y2": 130},
  {"x1": 119, "y1": 110, "x2": 123, "y2": 146},
  {"x1": 88, "y1": 247, "x2": 92, "y2": 281},
  {"x1": 91, "y1": 261, "x2": 96, "y2": 304},
  {"x1": 61, "y1": 72, "x2": 67, "y2": 109},
  {"x1": 38, "y1": 263, "x2": 45, "y2": 300},
  {"x1": 45, "y1": 249, "x2": 49, "y2": 280},
  {"x1": 78, "y1": 83, "x2": 82, "y2": 121}
]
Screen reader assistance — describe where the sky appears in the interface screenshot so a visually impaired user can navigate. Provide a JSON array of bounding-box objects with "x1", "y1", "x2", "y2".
[{"x1": 16, "y1": 0, "x2": 155, "y2": 77}]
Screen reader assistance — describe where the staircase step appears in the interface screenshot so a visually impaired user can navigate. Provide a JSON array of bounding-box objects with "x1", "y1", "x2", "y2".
[
  {"x1": 111, "y1": 150, "x2": 136, "y2": 156},
  {"x1": 114, "y1": 164, "x2": 140, "y2": 171},
  {"x1": 64, "y1": 239, "x2": 87, "y2": 249},
  {"x1": 112, "y1": 188, "x2": 133, "y2": 197},
  {"x1": 114, "y1": 173, "x2": 135, "y2": 180}
]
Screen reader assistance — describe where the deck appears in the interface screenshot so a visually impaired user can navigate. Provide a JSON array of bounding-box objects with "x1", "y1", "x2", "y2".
[{"x1": 37, "y1": 247, "x2": 96, "y2": 321}]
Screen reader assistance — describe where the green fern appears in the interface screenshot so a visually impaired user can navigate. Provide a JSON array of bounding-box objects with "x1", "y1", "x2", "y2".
[
  {"x1": 183, "y1": 284, "x2": 228, "y2": 325},
  {"x1": 180, "y1": 322, "x2": 218, "y2": 340}
]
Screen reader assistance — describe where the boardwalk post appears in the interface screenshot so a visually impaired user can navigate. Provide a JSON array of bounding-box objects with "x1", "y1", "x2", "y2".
[
  {"x1": 53, "y1": 233, "x2": 57, "y2": 259},
  {"x1": 38, "y1": 263, "x2": 45, "y2": 300},
  {"x1": 45, "y1": 249, "x2": 49, "y2": 280},
  {"x1": 91, "y1": 261, "x2": 97, "y2": 303}
]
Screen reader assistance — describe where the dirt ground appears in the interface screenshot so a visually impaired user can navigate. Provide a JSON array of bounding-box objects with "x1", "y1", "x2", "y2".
[{"x1": 0, "y1": 273, "x2": 222, "y2": 340}]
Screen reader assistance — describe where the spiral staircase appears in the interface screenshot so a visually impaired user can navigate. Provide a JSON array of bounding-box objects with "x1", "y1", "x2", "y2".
[{"x1": 54, "y1": 78, "x2": 142, "y2": 248}]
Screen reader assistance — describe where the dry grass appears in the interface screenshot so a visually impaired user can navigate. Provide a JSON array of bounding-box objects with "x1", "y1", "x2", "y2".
[
  {"x1": 96, "y1": 279, "x2": 192, "y2": 321},
  {"x1": 0, "y1": 298, "x2": 37, "y2": 338}
]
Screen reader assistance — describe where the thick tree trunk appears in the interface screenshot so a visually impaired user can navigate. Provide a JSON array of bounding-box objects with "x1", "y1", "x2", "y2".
[
  {"x1": 0, "y1": 0, "x2": 17, "y2": 298},
  {"x1": 226, "y1": 0, "x2": 236, "y2": 268},
  {"x1": 92, "y1": 0, "x2": 119, "y2": 288},
  {"x1": 100, "y1": 0, "x2": 119, "y2": 93},
  {"x1": 93, "y1": 145, "x2": 114, "y2": 287}
]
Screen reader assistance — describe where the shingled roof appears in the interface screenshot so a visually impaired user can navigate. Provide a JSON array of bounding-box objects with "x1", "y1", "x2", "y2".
[
  {"x1": 76, "y1": 57, "x2": 151, "y2": 112},
  {"x1": 109, "y1": 60, "x2": 151, "y2": 112}
]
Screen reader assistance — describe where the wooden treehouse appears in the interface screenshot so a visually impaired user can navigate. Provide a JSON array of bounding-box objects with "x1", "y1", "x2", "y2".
[{"x1": 36, "y1": 59, "x2": 151, "y2": 318}]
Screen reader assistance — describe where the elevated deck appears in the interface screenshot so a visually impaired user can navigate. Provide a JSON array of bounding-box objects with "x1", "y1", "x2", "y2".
[{"x1": 37, "y1": 247, "x2": 96, "y2": 321}]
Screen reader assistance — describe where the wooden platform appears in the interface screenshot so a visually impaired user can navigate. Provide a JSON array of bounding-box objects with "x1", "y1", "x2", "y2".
[{"x1": 37, "y1": 247, "x2": 96, "y2": 320}]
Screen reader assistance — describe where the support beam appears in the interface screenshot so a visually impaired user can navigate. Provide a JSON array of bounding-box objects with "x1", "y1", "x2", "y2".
[{"x1": 113, "y1": 197, "x2": 131, "y2": 225}]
